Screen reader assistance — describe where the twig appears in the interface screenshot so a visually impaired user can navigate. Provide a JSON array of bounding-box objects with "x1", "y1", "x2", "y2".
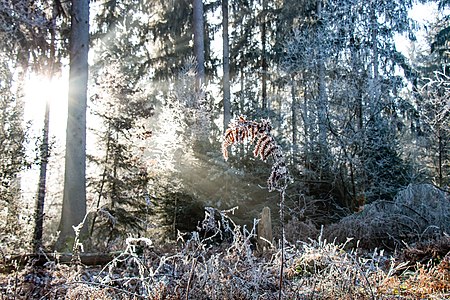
[
  {"x1": 185, "y1": 257, "x2": 198, "y2": 300},
  {"x1": 348, "y1": 253, "x2": 375, "y2": 299}
]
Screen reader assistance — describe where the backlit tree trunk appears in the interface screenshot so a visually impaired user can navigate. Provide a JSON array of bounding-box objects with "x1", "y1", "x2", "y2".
[
  {"x1": 222, "y1": 0, "x2": 231, "y2": 131},
  {"x1": 33, "y1": 10, "x2": 58, "y2": 253},
  {"x1": 261, "y1": 0, "x2": 268, "y2": 111},
  {"x1": 193, "y1": 0, "x2": 205, "y2": 90},
  {"x1": 56, "y1": 0, "x2": 89, "y2": 250}
]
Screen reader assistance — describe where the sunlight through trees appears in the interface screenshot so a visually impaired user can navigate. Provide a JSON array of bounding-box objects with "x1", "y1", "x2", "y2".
[{"x1": 0, "y1": 0, "x2": 449, "y2": 298}]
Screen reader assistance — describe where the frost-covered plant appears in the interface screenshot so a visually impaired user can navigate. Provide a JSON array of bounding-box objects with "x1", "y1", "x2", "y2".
[
  {"x1": 3, "y1": 207, "x2": 450, "y2": 299},
  {"x1": 325, "y1": 184, "x2": 450, "y2": 248},
  {"x1": 86, "y1": 207, "x2": 282, "y2": 299},
  {"x1": 222, "y1": 116, "x2": 289, "y2": 192},
  {"x1": 416, "y1": 71, "x2": 450, "y2": 187},
  {"x1": 89, "y1": 61, "x2": 154, "y2": 251},
  {"x1": 0, "y1": 58, "x2": 30, "y2": 254},
  {"x1": 222, "y1": 115, "x2": 290, "y2": 298}
]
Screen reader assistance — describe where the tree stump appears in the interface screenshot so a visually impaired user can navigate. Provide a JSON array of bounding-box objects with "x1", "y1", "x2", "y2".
[{"x1": 257, "y1": 206, "x2": 273, "y2": 251}]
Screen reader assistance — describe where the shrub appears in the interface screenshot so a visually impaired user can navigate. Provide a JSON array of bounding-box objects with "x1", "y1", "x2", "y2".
[{"x1": 325, "y1": 184, "x2": 450, "y2": 249}]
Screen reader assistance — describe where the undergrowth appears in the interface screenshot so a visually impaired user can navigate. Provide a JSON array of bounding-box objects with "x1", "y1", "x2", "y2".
[
  {"x1": 1, "y1": 206, "x2": 449, "y2": 299},
  {"x1": 1, "y1": 117, "x2": 448, "y2": 299}
]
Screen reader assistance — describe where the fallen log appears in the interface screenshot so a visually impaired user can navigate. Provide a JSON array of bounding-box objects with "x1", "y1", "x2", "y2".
[{"x1": 1, "y1": 252, "x2": 120, "y2": 272}]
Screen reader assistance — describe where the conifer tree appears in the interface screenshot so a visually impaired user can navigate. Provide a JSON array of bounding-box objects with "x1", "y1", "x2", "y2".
[
  {"x1": 89, "y1": 1, "x2": 155, "y2": 248},
  {"x1": 282, "y1": 0, "x2": 415, "y2": 209},
  {"x1": 0, "y1": 58, "x2": 28, "y2": 240},
  {"x1": 89, "y1": 62, "x2": 154, "y2": 247}
]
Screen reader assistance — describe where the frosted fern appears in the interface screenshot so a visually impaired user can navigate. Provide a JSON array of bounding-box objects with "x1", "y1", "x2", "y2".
[{"x1": 222, "y1": 116, "x2": 289, "y2": 192}]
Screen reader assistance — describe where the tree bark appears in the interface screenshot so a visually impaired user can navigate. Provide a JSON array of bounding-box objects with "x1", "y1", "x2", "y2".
[
  {"x1": 261, "y1": 0, "x2": 268, "y2": 111},
  {"x1": 56, "y1": 0, "x2": 89, "y2": 251},
  {"x1": 193, "y1": 0, "x2": 205, "y2": 90},
  {"x1": 302, "y1": 75, "x2": 311, "y2": 177},
  {"x1": 222, "y1": 0, "x2": 231, "y2": 132},
  {"x1": 291, "y1": 74, "x2": 297, "y2": 164},
  {"x1": 438, "y1": 131, "x2": 443, "y2": 187},
  {"x1": 33, "y1": 88, "x2": 50, "y2": 252},
  {"x1": 316, "y1": 0, "x2": 328, "y2": 172},
  {"x1": 370, "y1": 2, "x2": 380, "y2": 116}
]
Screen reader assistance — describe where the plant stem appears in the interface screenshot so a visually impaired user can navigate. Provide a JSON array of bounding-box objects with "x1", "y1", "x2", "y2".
[
  {"x1": 278, "y1": 189, "x2": 285, "y2": 300},
  {"x1": 186, "y1": 257, "x2": 198, "y2": 300}
]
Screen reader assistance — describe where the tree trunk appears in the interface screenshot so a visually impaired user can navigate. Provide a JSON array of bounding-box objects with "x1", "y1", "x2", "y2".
[
  {"x1": 222, "y1": 0, "x2": 231, "y2": 132},
  {"x1": 350, "y1": 38, "x2": 363, "y2": 131},
  {"x1": 33, "y1": 100, "x2": 50, "y2": 252},
  {"x1": 349, "y1": 31, "x2": 365, "y2": 206},
  {"x1": 257, "y1": 207, "x2": 273, "y2": 251},
  {"x1": 291, "y1": 74, "x2": 297, "y2": 164},
  {"x1": 302, "y1": 74, "x2": 311, "y2": 177},
  {"x1": 316, "y1": 0, "x2": 328, "y2": 174},
  {"x1": 56, "y1": 0, "x2": 89, "y2": 251},
  {"x1": 239, "y1": 25, "x2": 245, "y2": 114},
  {"x1": 370, "y1": 3, "x2": 380, "y2": 116},
  {"x1": 260, "y1": 0, "x2": 268, "y2": 111},
  {"x1": 438, "y1": 131, "x2": 443, "y2": 187},
  {"x1": 193, "y1": 0, "x2": 205, "y2": 90},
  {"x1": 33, "y1": 14, "x2": 57, "y2": 253},
  {"x1": 90, "y1": 126, "x2": 112, "y2": 236}
]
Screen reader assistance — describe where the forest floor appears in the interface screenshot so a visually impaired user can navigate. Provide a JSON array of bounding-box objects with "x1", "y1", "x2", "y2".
[{"x1": 1, "y1": 229, "x2": 449, "y2": 299}]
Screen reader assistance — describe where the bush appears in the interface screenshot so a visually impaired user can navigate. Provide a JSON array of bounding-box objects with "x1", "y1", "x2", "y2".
[{"x1": 325, "y1": 184, "x2": 450, "y2": 249}]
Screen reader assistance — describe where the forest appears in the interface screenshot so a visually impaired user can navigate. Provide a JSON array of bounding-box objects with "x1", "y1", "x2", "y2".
[{"x1": 0, "y1": 0, "x2": 449, "y2": 298}]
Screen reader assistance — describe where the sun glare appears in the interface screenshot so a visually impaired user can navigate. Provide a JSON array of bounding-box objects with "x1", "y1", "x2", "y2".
[{"x1": 23, "y1": 73, "x2": 68, "y2": 135}]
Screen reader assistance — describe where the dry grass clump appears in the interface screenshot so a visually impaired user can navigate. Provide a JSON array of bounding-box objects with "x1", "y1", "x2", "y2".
[
  {"x1": 1, "y1": 206, "x2": 449, "y2": 299},
  {"x1": 325, "y1": 184, "x2": 450, "y2": 249},
  {"x1": 377, "y1": 249, "x2": 450, "y2": 299},
  {"x1": 286, "y1": 235, "x2": 378, "y2": 299}
]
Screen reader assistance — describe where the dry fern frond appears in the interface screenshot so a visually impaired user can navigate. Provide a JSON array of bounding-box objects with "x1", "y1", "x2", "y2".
[
  {"x1": 222, "y1": 116, "x2": 289, "y2": 191},
  {"x1": 223, "y1": 116, "x2": 266, "y2": 159}
]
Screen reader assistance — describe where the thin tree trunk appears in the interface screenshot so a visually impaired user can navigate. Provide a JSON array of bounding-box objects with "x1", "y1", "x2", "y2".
[
  {"x1": 261, "y1": 0, "x2": 268, "y2": 111},
  {"x1": 222, "y1": 0, "x2": 231, "y2": 132},
  {"x1": 33, "y1": 100, "x2": 50, "y2": 252},
  {"x1": 90, "y1": 127, "x2": 113, "y2": 236},
  {"x1": 350, "y1": 43, "x2": 363, "y2": 131},
  {"x1": 291, "y1": 74, "x2": 297, "y2": 164},
  {"x1": 316, "y1": 0, "x2": 328, "y2": 174},
  {"x1": 302, "y1": 76, "x2": 311, "y2": 178},
  {"x1": 349, "y1": 161, "x2": 357, "y2": 209},
  {"x1": 370, "y1": 3, "x2": 380, "y2": 116},
  {"x1": 193, "y1": 0, "x2": 205, "y2": 90},
  {"x1": 350, "y1": 32, "x2": 365, "y2": 205},
  {"x1": 33, "y1": 14, "x2": 57, "y2": 253},
  {"x1": 107, "y1": 134, "x2": 119, "y2": 246},
  {"x1": 239, "y1": 27, "x2": 245, "y2": 113},
  {"x1": 317, "y1": 59, "x2": 327, "y2": 153},
  {"x1": 438, "y1": 132, "x2": 443, "y2": 187}
]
